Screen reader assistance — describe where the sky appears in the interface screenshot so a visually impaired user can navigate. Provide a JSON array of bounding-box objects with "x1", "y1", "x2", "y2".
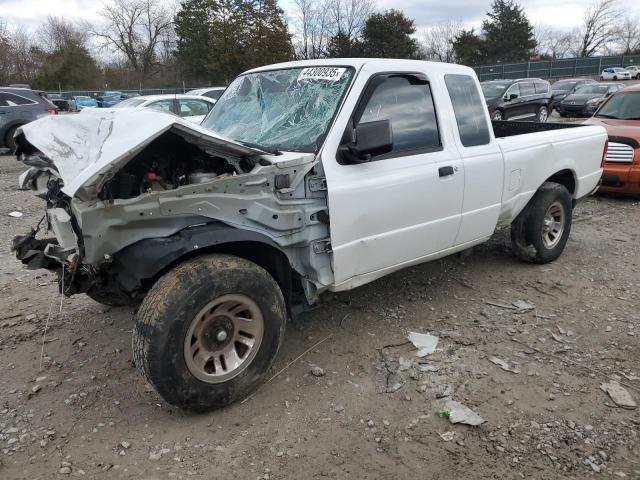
[{"x1": 1, "y1": 0, "x2": 640, "y2": 32}]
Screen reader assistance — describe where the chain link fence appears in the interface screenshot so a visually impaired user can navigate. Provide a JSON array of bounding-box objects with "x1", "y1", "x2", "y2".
[
  {"x1": 473, "y1": 54, "x2": 640, "y2": 82},
  {"x1": 46, "y1": 87, "x2": 202, "y2": 99}
]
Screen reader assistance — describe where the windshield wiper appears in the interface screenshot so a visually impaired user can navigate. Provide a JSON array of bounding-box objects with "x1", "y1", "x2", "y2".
[
  {"x1": 595, "y1": 114, "x2": 619, "y2": 119},
  {"x1": 236, "y1": 140, "x2": 281, "y2": 155}
]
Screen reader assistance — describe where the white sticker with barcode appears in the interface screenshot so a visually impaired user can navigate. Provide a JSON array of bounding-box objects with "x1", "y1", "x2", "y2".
[{"x1": 298, "y1": 67, "x2": 346, "y2": 82}]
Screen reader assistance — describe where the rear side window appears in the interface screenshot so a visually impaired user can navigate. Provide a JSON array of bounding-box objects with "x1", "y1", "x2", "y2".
[
  {"x1": 204, "y1": 90, "x2": 224, "y2": 101},
  {"x1": 444, "y1": 74, "x2": 491, "y2": 147},
  {"x1": 0, "y1": 92, "x2": 37, "y2": 107},
  {"x1": 357, "y1": 75, "x2": 441, "y2": 157},
  {"x1": 519, "y1": 82, "x2": 535, "y2": 96},
  {"x1": 147, "y1": 100, "x2": 173, "y2": 112},
  {"x1": 178, "y1": 99, "x2": 212, "y2": 117},
  {"x1": 534, "y1": 82, "x2": 549, "y2": 94}
]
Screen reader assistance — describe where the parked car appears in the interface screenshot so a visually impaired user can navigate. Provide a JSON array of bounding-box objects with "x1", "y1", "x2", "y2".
[
  {"x1": 481, "y1": 78, "x2": 552, "y2": 122},
  {"x1": 73, "y1": 95, "x2": 98, "y2": 110},
  {"x1": 600, "y1": 68, "x2": 632, "y2": 81},
  {"x1": 554, "y1": 83, "x2": 624, "y2": 117},
  {"x1": 12, "y1": 59, "x2": 606, "y2": 410},
  {"x1": 625, "y1": 65, "x2": 640, "y2": 79},
  {"x1": 550, "y1": 78, "x2": 597, "y2": 110},
  {"x1": 584, "y1": 83, "x2": 640, "y2": 194},
  {"x1": 187, "y1": 87, "x2": 226, "y2": 101},
  {"x1": 0, "y1": 87, "x2": 58, "y2": 151},
  {"x1": 46, "y1": 93, "x2": 74, "y2": 112},
  {"x1": 112, "y1": 94, "x2": 216, "y2": 123},
  {"x1": 97, "y1": 91, "x2": 124, "y2": 108}
]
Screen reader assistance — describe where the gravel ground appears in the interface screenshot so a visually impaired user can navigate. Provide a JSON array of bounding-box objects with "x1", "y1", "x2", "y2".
[{"x1": 0, "y1": 132, "x2": 639, "y2": 479}]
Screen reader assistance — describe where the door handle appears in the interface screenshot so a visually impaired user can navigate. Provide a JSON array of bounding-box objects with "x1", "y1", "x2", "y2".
[{"x1": 439, "y1": 166, "x2": 454, "y2": 177}]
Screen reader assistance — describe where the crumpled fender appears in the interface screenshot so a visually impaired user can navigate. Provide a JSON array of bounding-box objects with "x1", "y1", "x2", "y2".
[{"x1": 111, "y1": 221, "x2": 282, "y2": 292}]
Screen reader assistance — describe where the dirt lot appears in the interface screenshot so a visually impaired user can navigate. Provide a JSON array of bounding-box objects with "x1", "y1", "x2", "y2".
[{"x1": 1, "y1": 146, "x2": 639, "y2": 479}]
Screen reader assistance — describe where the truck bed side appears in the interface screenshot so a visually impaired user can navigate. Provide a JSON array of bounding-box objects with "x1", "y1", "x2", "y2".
[{"x1": 494, "y1": 122, "x2": 606, "y2": 226}]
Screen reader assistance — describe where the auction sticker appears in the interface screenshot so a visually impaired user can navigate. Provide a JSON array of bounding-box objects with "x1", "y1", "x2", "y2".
[{"x1": 298, "y1": 67, "x2": 346, "y2": 82}]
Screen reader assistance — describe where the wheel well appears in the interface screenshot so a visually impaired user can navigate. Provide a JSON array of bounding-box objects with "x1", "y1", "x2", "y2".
[
  {"x1": 148, "y1": 241, "x2": 293, "y2": 310},
  {"x1": 545, "y1": 170, "x2": 576, "y2": 195}
]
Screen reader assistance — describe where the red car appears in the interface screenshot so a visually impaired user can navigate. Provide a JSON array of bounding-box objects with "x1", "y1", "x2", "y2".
[{"x1": 584, "y1": 83, "x2": 640, "y2": 194}]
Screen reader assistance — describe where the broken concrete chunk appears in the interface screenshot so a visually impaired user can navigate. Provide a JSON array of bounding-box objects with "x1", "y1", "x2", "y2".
[
  {"x1": 438, "y1": 431, "x2": 455, "y2": 442},
  {"x1": 512, "y1": 300, "x2": 535, "y2": 312},
  {"x1": 443, "y1": 400, "x2": 485, "y2": 426},
  {"x1": 398, "y1": 357, "x2": 413, "y2": 372},
  {"x1": 600, "y1": 381, "x2": 637, "y2": 409},
  {"x1": 489, "y1": 356, "x2": 520, "y2": 374},
  {"x1": 8, "y1": 211, "x2": 23, "y2": 218},
  {"x1": 408, "y1": 332, "x2": 439, "y2": 357}
]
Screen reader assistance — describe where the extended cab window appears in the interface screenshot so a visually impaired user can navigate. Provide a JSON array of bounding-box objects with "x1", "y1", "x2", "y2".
[
  {"x1": 356, "y1": 75, "x2": 440, "y2": 158},
  {"x1": 444, "y1": 74, "x2": 491, "y2": 147}
]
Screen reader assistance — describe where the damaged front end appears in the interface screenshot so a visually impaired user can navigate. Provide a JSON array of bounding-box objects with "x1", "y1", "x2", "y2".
[{"x1": 12, "y1": 108, "x2": 332, "y2": 305}]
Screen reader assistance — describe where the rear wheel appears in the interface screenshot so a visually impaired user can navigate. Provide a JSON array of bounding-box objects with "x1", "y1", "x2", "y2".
[
  {"x1": 132, "y1": 254, "x2": 287, "y2": 411},
  {"x1": 613, "y1": 75, "x2": 618, "y2": 80},
  {"x1": 511, "y1": 182, "x2": 572, "y2": 264},
  {"x1": 537, "y1": 106, "x2": 549, "y2": 123}
]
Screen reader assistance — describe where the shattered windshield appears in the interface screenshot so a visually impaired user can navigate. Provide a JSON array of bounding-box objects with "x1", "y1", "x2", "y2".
[{"x1": 202, "y1": 66, "x2": 354, "y2": 153}]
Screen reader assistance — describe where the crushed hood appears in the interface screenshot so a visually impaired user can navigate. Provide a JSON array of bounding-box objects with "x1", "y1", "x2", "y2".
[{"x1": 17, "y1": 108, "x2": 266, "y2": 200}]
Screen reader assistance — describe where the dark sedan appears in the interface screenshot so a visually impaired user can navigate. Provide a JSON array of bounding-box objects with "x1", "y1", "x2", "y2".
[
  {"x1": 555, "y1": 83, "x2": 624, "y2": 117},
  {"x1": 550, "y1": 78, "x2": 597, "y2": 111}
]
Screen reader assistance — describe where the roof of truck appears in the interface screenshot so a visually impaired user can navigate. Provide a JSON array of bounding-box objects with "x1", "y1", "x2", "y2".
[{"x1": 245, "y1": 58, "x2": 476, "y2": 76}]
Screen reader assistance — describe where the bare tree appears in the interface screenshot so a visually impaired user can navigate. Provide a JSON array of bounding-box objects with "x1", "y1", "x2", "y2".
[
  {"x1": 328, "y1": 0, "x2": 375, "y2": 41},
  {"x1": 420, "y1": 20, "x2": 462, "y2": 63},
  {"x1": 92, "y1": 0, "x2": 173, "y2": 84},
  {"x1": 291, "y1": 0, "x2": 332, "y2": 59},
  {"x1": 37, "y1": 16, "x2": 89, "y2": 53},
  {"x1": 615, "y1": 17, "x2": 640, "y2": 54},
  {"x1": 576, "y1": 0, "x2": 622, "y2": 57},
  {"x1": 534, "y1": 25, "x2": 574, "y2": 59}
]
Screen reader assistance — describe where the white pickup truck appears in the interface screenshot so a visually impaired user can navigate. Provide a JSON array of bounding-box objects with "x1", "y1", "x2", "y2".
[{"x1": 12, "y1": 59, "x2": 606, "y2": 410}]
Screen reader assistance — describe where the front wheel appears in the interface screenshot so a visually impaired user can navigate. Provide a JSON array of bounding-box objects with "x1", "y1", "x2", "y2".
[
  {"x1": 537, "y1": 106, "x2": 549, "y2": 123},
  {"x1": 510, "y1": 182, "x2": 572, "y2": 264},
  {"x1": 492, "y1": 110, "x2": 504, "y2": 121},
  {"x1": 132, "y1": 254, "x2": 287, "y2": 411}
]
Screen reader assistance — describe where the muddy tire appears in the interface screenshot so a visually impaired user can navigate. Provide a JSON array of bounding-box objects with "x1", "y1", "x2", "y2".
[
  {"x1": 510, "y1": 182, "x2": 572, "y2": 264},
  {"x1": 86, "y1": 287, "x2": 137, "y2": 307},
  {"x1": 132, "y1": 254, "x2": 286, "y2": 411}
]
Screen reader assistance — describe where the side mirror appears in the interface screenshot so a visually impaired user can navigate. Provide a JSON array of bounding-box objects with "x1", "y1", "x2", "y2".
[
  {"x1": 340, "y1": 120, "x2": 393, "y2": 163},
  {"x1": 507, "y1": 93, "x2": 518, "y2": 101}
]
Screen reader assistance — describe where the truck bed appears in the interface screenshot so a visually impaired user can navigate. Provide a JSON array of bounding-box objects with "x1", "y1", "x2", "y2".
[{"x1": 492, "y1": 120, "x2": 582, "y2": 138}]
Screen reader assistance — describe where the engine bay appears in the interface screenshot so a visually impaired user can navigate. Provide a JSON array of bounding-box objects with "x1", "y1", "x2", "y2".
[{"x1": 99, "y1": 132, "x2": 256, "y2": 201}]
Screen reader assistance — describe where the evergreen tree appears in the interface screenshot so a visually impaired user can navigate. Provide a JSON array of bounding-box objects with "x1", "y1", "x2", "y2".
[
  {"x1": 32, "y1": 40, "x2": 101, "y2": 90},
  {"x1": 326, "y1": 32, "x2": 362, "y2": 57},
  {"x1": 452, "y1": 29, "x2": 487, "y2": 66},
  {"x1": 175, "y1": 0, "x2": 292, "y2": 85},
  {"x1": 482, "y1": 0, "x2": 536, "y2": 63},
  {"x1": 360, "y1": 9, "x2": 419, "y2": 59}
]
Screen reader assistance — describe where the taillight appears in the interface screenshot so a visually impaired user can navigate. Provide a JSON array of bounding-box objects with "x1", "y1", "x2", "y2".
[
  {"x1": 47, "y1": 108, "x2": 58, "y2": 115},
  {"x1": 601, "y1": 139, "x2": 608, "y2": 168}
]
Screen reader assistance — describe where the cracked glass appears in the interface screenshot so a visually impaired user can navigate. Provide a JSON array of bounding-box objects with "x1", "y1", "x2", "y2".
[{"x1": 202, "y1": 67, "x2": 354, "y2": 153}]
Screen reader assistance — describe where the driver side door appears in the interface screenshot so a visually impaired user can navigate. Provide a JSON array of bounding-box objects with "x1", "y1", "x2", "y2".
[{"x1": 323, "y1": 72, "x2": 464, "y2": 287}]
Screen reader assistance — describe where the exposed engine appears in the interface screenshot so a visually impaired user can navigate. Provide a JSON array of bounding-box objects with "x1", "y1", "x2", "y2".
[{"x1": 99, "y1": 132, "x2": 254, "y2": 201}]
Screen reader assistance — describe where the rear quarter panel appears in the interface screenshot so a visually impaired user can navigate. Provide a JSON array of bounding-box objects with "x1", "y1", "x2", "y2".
[{"x1": 496, "y1": 125, "x2": 606, "y2": 224}]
